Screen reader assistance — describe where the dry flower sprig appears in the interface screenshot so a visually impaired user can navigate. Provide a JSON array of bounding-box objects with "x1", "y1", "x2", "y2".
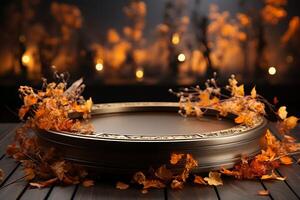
[
  {"x1": 4, "y1": 74, "x2": 94, "y2": 188},
  {"x1": 18, "y1": 73, "x2": 93, "y2": 134},
  {"x1": 170, "y1": 73, "x2": 268, "y2": 126}
]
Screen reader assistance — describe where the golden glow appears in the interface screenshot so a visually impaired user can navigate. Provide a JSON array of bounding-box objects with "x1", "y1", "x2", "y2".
[
  {"x1": 135, "y1": 69, "x2": 144, "y2": 79},
  {"x1": 95, "y1": 63, "x2": 104, "y2": 71},
  {"x1": 172, "y1": 33, "x2": 180, "y2": 45},
  {"x1": 177, "y1": 53, "x2": 186, "y2": 62},
  {"x1": 22, "y1": 55, "x2": 31, "y2": 65},
  {"x1": 268, "y1": 67, "x2": 276, "y2": 75}
]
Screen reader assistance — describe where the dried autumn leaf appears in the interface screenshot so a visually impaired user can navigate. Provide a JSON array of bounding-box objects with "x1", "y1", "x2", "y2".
[
  {"x1": 279, "y1": 156, "x2": 293, "y2": 165},
  {"x1": 278, "y1": 106, "x2": 288, "y2": 120},
  {"x1": 261, "y1": 171, "x2": 286, "y2": 181},
  {"x1": 258, "y1": 190, "x2": 269, "y2": 196},
  {"x1": 251, "y1": 87, "x2": 257, "y2": 98},
  {"x1": 284, "y1": 116, "x2": 298, "y2": 130},
  {"x1": 0, "y1": 169, "x2": 4, "y2": 182},
  {"x1": 235, "y1": 115, "x2": 245, "y2": 124},
  {"x1": 51, "y1": 161, "x2": 67, "y2": 181},
  {"x1": 116, "y1": 181, "x2": 129, "y2": 190},
  {"x1": 133, "y1": 171, "x2": 146, "y2": 185},
  {"x1": 30, "y1": 178, "x2": 58, "y2": 188},
  {"x1": 170, "y1": 179, "x2": 184, "y2": 190},
  {"x1": 82, "y1": 179, "x2": 94, "y2": 187},
  {"x1": 170, "y1": 153, "x2": 184, "y2": 165},
  {"x1": 204, "y1": 172, "x2": 223, "y2": 186},
  {"x1": 24, "y1": 168, "x2": 35, "y2": 181},
  {"x1": 194, "y1": 175, "x2": 207, "y2": 185},
  {"x1": 155, "y1": 165, "x2": 173, "y2": 181},
  {"x1": 143, "y1": 180, "x2": 166, "y2": 190}
]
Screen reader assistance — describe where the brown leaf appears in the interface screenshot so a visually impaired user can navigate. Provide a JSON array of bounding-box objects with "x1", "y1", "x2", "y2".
[
  {"x1": 170, "y1": 153, "x2": 184, "y2": 165},
  {"x1": 155, "y1": 165, "x2": 173, "y2": 181},
  {"x1": 204, "y1": 172, "x2": 223, "y2": 186},
  {"x1": 143, "y1": 180, "x2": 166, "y2": 190},
  {"x1": 51, "y1": 161, "x2": 67, "y2": 181},
  {"x1": 194, "y1": 175, "x2": 207, "y2": 185},
  {"x1": 30, "y1": 178, "x2": 58, "y2": 188},
  {"x1": 0, "y1": 169, "x2": 4, "y2": 182},
  {"x1": 170, "y1": 179, "x2": 184, "y2": 190},
  {"x1": 258, "y1": 190, "x2": 269, "y2": 196},
  {"x1": 116, "y1": 181, "x2": 129, "y2": 190},
  {"x1": 24, "y1": 168, "x2": 35, "y2": 181},
  {"x1": 133, "y1": 171, "x2": 146, "y2": 185},
  {"x1": 82, "y1": 179, "x2": 94, "y2": 187}
]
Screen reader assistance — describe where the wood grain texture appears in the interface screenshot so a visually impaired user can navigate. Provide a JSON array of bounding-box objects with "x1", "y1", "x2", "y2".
[
  {"x1": 168, "y1": 184, "x2": 218, "y2": 200},
  {"x1": 216, "y1": 178, "x2": 271, "y2": 200},
  {"x1": 74, "y1": 182, "x2": 164, "y2": 200}
]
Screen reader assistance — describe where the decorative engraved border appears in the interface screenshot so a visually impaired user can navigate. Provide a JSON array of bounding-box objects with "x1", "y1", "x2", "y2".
[{"x1": 60, "y1": 102, "x2": 265, "y2": 141}]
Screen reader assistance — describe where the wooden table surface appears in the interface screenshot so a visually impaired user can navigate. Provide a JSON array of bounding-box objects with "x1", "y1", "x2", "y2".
[{"x1": 0, "y1": 123, "x2": 300, "y2": 200}]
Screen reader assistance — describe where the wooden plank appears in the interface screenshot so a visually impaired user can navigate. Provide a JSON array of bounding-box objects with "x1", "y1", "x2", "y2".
[
  {"x1": 74, "y1": 181, "x2": 164, "y2": 200},
  {"x1": 0, "y1": 155, "x2": 19, "y2": 187},
  {"x1": 0, "y1": 123, "x2": 20, "y2": 156},
  {"x1": 19, "y1": 185, "x2": 51, "y2": 200},
  {"x1": 262, "y1": 178, "x2": 298, "y2": 200},
  {"x1": 275, "y1": 166, "x2": 300, "y2": 198},
  {"x1": 47, "y1": 185, "x2": 76, "y2": 200},
  {"x1": 0, "y1": 165, "x2": 27, "y2": 200},
  {"x1": 0, "y1": 123, "x2": 15, "y2": 142},
  {"x1": 216, "y1": 177, "x2": 270, "y2": 200},
  {"x1": 168, "y1": 183, "x2": 218, "y2": 200}
]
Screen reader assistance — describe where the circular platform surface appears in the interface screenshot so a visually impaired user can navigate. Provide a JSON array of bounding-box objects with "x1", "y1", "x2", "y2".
[{"x1": 92, "y1": 112, "x2": 234, "y2": 136}]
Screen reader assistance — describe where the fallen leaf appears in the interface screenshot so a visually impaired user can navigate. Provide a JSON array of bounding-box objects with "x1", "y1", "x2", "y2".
[
  {"x1": 143, "y1": 180, "x2": 165, "y2": 190},
  {"x1": 30, "y1": 178, "x2": 58, "y2": 188},
  {"x1": 280, "y1": 156, "x2": 293, "y2": 165},
  {"x1": 258, "y1": 190, "x2": 269, "y2": 196},
  {"x1": 155, "y1": 165, "x2": 173, "y2": 181},
  {"x1": 284, "y1": 116, "x2": 298, "y2": 130},
  {"x1": 261, "y1": 171, "x2": 286, "y2": 181},
  {"x1": 278, "y1": 106, "x2": 288, "y2": 120},
  {"x1": 194, "y1": 175, "x2": 207, "y2": 185},
  {"x1": 170, "y1": 179, "x2": 184, "y2": 189},
  {"x1": 133, "y1": 171, "x2": 146, "y2": 185},
  {"x1": 82, "y1": 179, "x2": 94, "y2": 187},
  {"x1": 116, "y1": 181, "x2": 129, "y2": 190},
  {"x1": 204, "y1": 172, "x2": 223, "y2": 186},
  {"x1": 170, "y1": 153, "x2": 184, "y2": 165},
  {"x1": 24, "y1": 168, "x2": 35, "y2": 181},
  {"x1": 0, "y1": 169, "x2": 4, "y2": 182}
]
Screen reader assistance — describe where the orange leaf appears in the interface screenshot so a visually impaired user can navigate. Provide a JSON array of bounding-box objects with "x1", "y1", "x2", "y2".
[
  {"x1": 279, "y1": 156, "x2": 293, "y2": 165},
  {"x1": 194, "y1": 175, "x2": 207, "y2": 185},
  {"x1": 170, "y1": 153, "x2": 184, "y2": 165},
  {"x1": 116, "y1": 181, "x2": 129, "y2": 190},
  {"x1": 155, "y1": 165, "x2": 173, "y2": 181},
  {"x1": 82, "y1": 179, "x2": 94, "y2": 187},
  {"x1": 258, "y1": 190, "x2": 269, "y2": 196}
]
